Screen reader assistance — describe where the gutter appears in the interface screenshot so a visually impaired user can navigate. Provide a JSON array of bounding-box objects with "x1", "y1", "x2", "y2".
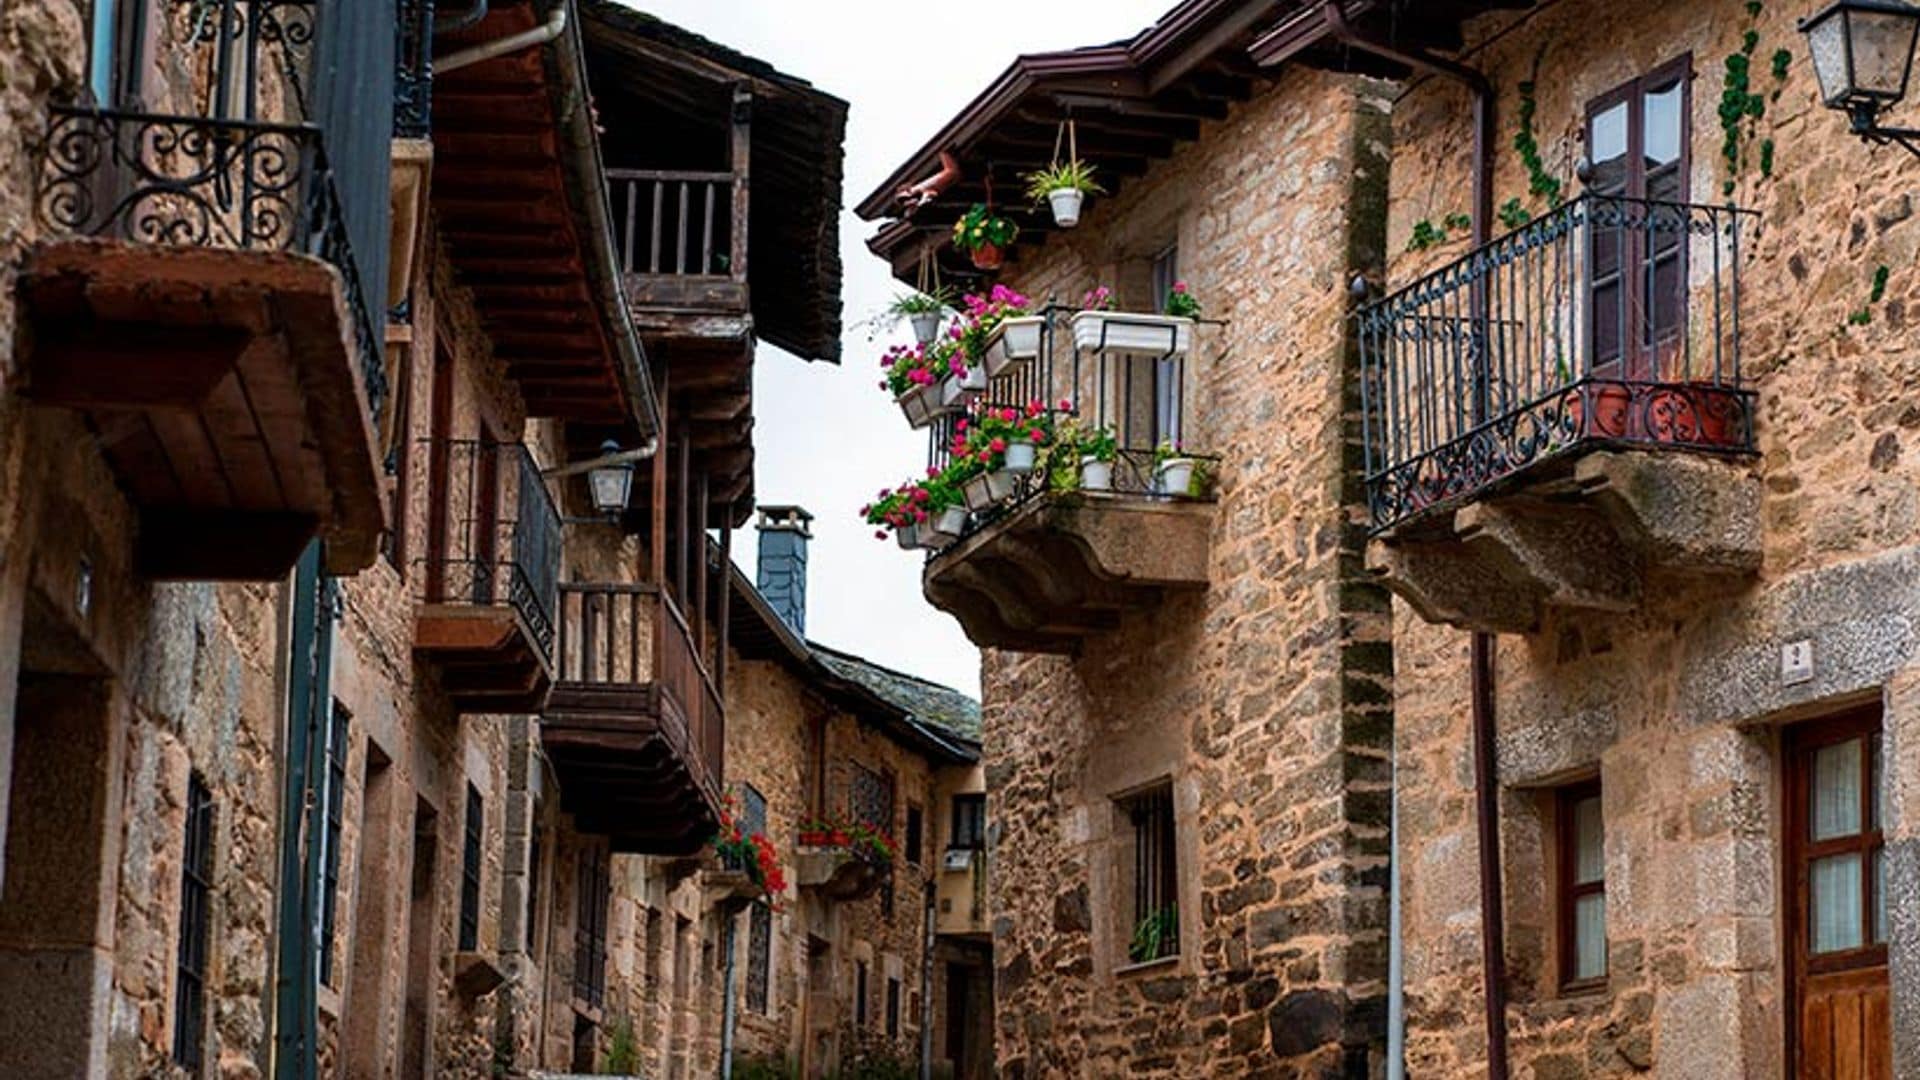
[{"x1": 537, "y1": 0, "x2": 665, "y2": 439}]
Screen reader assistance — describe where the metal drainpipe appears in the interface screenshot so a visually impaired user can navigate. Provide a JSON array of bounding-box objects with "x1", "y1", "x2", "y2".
[
  {"x1": 918, "y1": 878, "x2": 936, "y2": 1080},
  {"x1": 1314, "y1": 6, "x2": 1507, "y2": 1077},
  {"x1": 720, "y1": 910, "x2": 738, "y2": 1079}
]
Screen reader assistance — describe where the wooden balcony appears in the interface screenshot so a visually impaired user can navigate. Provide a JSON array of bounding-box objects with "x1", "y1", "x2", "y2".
[
  {"x1": 15, "y1": 107, "x2": 389, "y2": 579},
  {"x1": 610, "y1": 168, "x2": 749, "y2": 319},
  {"x1": 922, "y1": 452, "x2": 1215, "y2": 655},
  {"x1": 540, "y1": 583, "x2": 724, "y2": 855},
  {"x1": 414, "y1": 440, "x2": 560, "y2": 713},
  {"x1": 1358, "y1": 195, "x2": 1763, "y2": 633}
]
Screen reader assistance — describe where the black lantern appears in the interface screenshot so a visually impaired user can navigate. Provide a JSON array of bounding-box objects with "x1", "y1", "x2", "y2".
[
  {"x1": 1801, "y1": 0, "x2": 1920, "y2": 153},
  {"x1": 587, "y1": 440, "x2": 634, "y2": 516}
]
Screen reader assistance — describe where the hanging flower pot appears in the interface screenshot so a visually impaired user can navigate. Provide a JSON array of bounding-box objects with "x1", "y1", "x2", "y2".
[
  {"x1": 1081, "y1": 456, "x2": 1113, "y2": 491},
  {"x1": 970, "y1": 242, "x2": 1004, "y2": 270},
  {"x1": 922, "y1": 506, "x2": 969, "y2": 549},
  {"x1": 940, "y1": 364, "x2": 987, "y2": 410},
  {"x1": 909, "y1": 311, "x2": 942, "y2": 345},
  {"x1": 953, "y1": 204, "x2": 1018, "y2": 272},
  {"x1": 1047, "y1": 188, "x2": 1084, "y2": 227},
  {"x1": 982, "y1": 316, "x2": 1045, "y2": 379},
  {"x1": 894, "y1": 521, "x2": 921, "y2": 549},
  {"x1": 1004, "y1": 442, "x2": 1037, "y2": 474},
  {"x1": 961, "y1": 468, "x2": 1017, "y2": 511}
]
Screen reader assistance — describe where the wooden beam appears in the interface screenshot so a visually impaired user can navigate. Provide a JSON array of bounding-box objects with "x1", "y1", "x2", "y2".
[
  {"x1": 23, "y1": 322, "x2": 249, "y2": 409},
  {"x1": 137, "y1": 508, "x2": 319, "y2": 580}
]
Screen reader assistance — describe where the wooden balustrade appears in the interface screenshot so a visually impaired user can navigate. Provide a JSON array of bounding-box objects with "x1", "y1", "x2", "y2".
[{"x1": 606, "y1": 168, "x2": 745, "y2": 280}]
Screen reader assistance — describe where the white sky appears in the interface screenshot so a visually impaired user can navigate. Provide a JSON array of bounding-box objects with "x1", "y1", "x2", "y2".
[{"x1": 630, "y1": 0, "x2": 1175, "y2": 697}]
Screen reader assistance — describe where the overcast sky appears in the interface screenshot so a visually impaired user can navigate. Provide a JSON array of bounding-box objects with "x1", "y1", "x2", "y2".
[{"x1": 627, "y1": 0, "x2": 1174, "y2": 697}]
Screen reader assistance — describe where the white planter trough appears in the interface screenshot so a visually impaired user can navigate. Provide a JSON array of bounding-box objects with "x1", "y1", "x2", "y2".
[
  {"x1": 1070, "y1": 311, "x2": 1192, "y2": 359},
  {"x1": 982, "y1": 316, "x2": 1045, "y2": 379},
  {"x1": 1156, "y1": 458, "x2": 1197, "y2": 497},
  {"x1": 1003, "y1": 442, "x2": 1037, "y2": 474},
  {"x1": 1048, "y1": 188, "x2": 1084, "y2": 227},
  {"x1": 894, "y1": 522, "x2": 921, "y2": 550},
  {"x1": 961, "y1": 468, "x2": 1018, "y2": 511},
  {"x1": 909, "y1": 311, "x2": 942, "y2": 345},
  {"x1": 894, "y1": 381, "x2": 948, "y2": 429},
  {"x1": 939, "y1": 364, "x2": 987, "y2": 409},
  {"x1": 921, "y1": 507, "x2": 969, "y2": 549},
  {"x1": 1080, "y1": 457, "x2": 1113, "y2": 491}
]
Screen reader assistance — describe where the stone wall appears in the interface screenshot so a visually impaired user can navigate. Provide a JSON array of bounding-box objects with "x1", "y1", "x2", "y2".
[
  {"x1": 1382, "y1": 1, "x2": 1920, "y2": 1077},
  {"x1": 975, "y1": 64, "x2": 1395, "y2": 1077}
]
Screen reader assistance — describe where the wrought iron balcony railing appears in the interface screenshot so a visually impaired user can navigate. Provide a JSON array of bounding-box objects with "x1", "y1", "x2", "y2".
[
  {"x1": 417, "y1": 439, "x2": 563, "y2": 658},
  {"x1": 394, "y1": 0, "x2": 435, "y2": 138},
  {"x1": 1357, "y1": 194, "x2": 1759, "y2": 533}
]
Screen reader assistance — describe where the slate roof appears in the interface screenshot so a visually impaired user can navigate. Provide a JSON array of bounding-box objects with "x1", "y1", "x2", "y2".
[{"x1": 811, "y1": 644, "x2": 983, "y2": 744}]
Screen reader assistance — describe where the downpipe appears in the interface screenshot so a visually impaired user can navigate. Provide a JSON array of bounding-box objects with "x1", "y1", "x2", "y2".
[
  {"x1": 436, "y1": 4, "x2": 568, "y2": 74},
  {"x1": 1315, "y1": 5, "x2": 1507, "y2": 1078}
]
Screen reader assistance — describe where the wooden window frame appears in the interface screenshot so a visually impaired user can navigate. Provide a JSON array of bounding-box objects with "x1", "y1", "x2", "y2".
[
  {"x1": 173, "y1": 772, "x2": 214, "y2": 1069},
  {"x1": 1555, "y1": 778, "x2": 1607, "y2": 993},
  {"x1": 950, "y1": 793, "x2": 985, "y2": 851},
  {"x1": 1785, "y1": 708, "x2": 1888, "y2": 976}
]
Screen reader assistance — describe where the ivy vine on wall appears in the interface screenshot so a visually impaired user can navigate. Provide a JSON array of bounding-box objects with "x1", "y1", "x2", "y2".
[{"x1": 1722, "y1": 3, "x2": 1792, "y2": 195}]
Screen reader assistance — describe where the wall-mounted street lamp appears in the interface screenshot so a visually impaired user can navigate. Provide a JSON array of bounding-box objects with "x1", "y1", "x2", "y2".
[
  {"x1": 586, "y1": 440, "x2": 636, "y2": 517},
  {"x1": 1801, "y1": 0, "x2": 1920, "y2": 156}
]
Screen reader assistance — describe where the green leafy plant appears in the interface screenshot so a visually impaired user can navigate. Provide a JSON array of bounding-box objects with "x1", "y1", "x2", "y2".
[
  {"x1": 600, "y1": 1015, "x2": 639, "y2": 1075},
  {"x1": 1023, "y1": 158, "x2": 1105, "y2": 202},
  {"x1": 1513, "y1": 81, "x2": 1564, "y2": 210},
  {"x1": 1407, "y1": 212, "x2": 1472, "y2": 252},
  {"x1": 1771, "y1": 47, "x2": 1792, "y2": 82},
  {"x1": 886, "y1": 287, "x2": 954, "y2": 318},
  {"x1": 951, "y1": 203, "x2": 1018, "y2": 254},
  {"x1": 1077, "y1": 424, "x2": 1118, "y2": 464},
  {"x1": 1846, "y1": 266, "x2": 1892, "y2": 328},
  {"x1": 1497, "y1": 197, "x2": 1532, "y2": 231},
  {"x1": 1128, "y1": 904, "x2": 1179, "y2": 964},
  {"x1": 1164, "y1": 280, "x2": 1201, "y2": 319},
  {"x1": 734, "y1": 1056, "x2": 801, "y2": 1080}
]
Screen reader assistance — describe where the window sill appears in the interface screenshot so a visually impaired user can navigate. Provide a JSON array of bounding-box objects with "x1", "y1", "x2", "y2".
[
  {"x1": 1556, "y1": 976, "x2": 1610, "y2": 1000},
  {"x1": 1115, "y1": 955, "x2": 1180, "y2": 978}
]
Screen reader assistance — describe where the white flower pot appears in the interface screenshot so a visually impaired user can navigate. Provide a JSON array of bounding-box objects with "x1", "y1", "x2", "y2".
[
  {"x1": 1048, "y1": 188, "x2": 1084, "y2": 228},
  {"x1": 909, "y1": 311, "x2": 942, "y2": 345},
  {"x1": 982, "y1": 316, "x2": 1045, "y2": 379},
  {"x1": 894, "y1": 381, "x2": 949, "y2": 429},
  {"x1": 923, "y1": 506, "x2": 969, "y2": 549},
  {"x1": 1004, "y1": 442, "x2": 1037, "y2": 474},
  {"x1": 1080, "y1": 457, "x2": 1113, "y2": 491},
  {"x1": 1070, "y1": 311, "x2": 1192, "y2": 359},
  {"x1": 961, "y1": 468, "x2": 1018, "y2": 511},
  {"x1": 1156, "y1": 458, "x2": 1196, "y2": 497},
  {"x1": 939, "y1": 365, "x2": 986, "y2": 409},
  {"x1": 894, "y1": 522, "x2": 921, "y2": 550}
]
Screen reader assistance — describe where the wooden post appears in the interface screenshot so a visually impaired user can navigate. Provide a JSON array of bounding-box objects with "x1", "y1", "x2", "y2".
[
  {"x1": 715, "y1": 525, "x2": 732, "y2": 688},
  {"x1": 676, "y1": 435, "x2": 692, "y2": 605},
  {"x1": 730, "y1": 84, "x2": 751, "y2": 283},
  {"x1": 694, "y1": 472, "x2": 710, "y2": 670}
]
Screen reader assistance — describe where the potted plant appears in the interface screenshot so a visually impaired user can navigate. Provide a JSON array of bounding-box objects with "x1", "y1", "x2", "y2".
[
  {"x1": 711, "y1": 797, "x2": 787, "y2": 907},
  {"x1": 1153, "y1": 439, "x2": 1196, "y2": 497},
  {"x1": 888, "y1": 287, "x2": 953, "y2": 345},
  {"x1": 958, "y1": 285, "x2": 1042, "y2": 380},
  {"x1": 918, "y1": 469, "x2": 971, "y2": 549},
  {"x1": 862, "y1": 484, "x2": 925, "y2": 548},
  {"x1": 1023, "y1": 158, "x2": 1104, "y2": 228},
  {"x1": 880, "y1": 341, "x2": 957, "y2": 429},
  {"x1": 1076, "y1": 423, "x2": 1118, "y2": 491},
  {"x1": 951, "y1": 203, "x2": 1019, "y2": 270},
  {"x1": 1069, "y1": 281, "x2": 1197, "y2": 358},
  {"x1": 948, "y1": 405, "x2": 1053, "y2": 511},
  {"x1": 1128, "y1": 904, "x2": 1178, "y2": 964}
]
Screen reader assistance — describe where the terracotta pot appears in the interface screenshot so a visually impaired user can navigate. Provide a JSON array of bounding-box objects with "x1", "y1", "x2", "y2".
[
  {"x1": 970, "y1": 242, "x2": 1004, "y2": 270},
  {"x1": 1569, "y1": 382, "x2": 1631, "y2": 441},
  {"x1": 1680, "y1": 380, "x2": 1745, "y2": 448}
]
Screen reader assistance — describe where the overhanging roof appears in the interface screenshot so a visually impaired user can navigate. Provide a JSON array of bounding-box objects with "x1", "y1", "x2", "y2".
[{"x1": 580, "y1": 0, "x2": 849, "y2": 363}]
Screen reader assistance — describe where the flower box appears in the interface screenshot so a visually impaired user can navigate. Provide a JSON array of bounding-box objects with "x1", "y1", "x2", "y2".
[
  {"x1": 921, "y1": 506, "x2": 969, "y2": 549},
  {"x1": 982, "y1": 316, "x2": 1045, "y2": 379},
  {"x1": 895, "y1": 381, "x2": 949, "y2": 429},
  {"x1": 961, "y1": 468, "x2": 1018, "y2": 512},
  {"x1": 1070, "y1": 311, "x2": 1192, "y2": 359},
  {"x1": 940, "y1": 364, "x2": 987, "y2": 409},
  {"x1": 894, "y1": 522, "x2": 921, "y2": 550}
]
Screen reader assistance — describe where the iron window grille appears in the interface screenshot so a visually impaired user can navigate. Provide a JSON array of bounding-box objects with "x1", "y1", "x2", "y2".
[
  {"x1": 173, "y1": 772, "x2": 215, "y2": 1069},
  {"x1": 459, "y1": 783, "x2": 482, "y2": 951},
  {"x1": 574, "y1": 847, "x2": 610, "y2": 1008},
  {"x1": 319, "y1": 703, "x2": 350, "y2": 986},
  {"x1": 747, "y1": 901, "x2": 772, "y2": 1015},
  {"x1": 1122, "y1": 784, "x2": 1179, "y2": 964}
]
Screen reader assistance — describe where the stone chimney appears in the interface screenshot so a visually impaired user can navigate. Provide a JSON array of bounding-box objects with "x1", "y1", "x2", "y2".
[{"x1": 754, "y1": 505, "x2": 813, "y2": 635}]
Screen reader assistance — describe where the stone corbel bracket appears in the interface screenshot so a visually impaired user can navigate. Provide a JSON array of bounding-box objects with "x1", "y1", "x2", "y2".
[{"x1": 1367, "y1": 450, "x2": 1762, "y2": 634}]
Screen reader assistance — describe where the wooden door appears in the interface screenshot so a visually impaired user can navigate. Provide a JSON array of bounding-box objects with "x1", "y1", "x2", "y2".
[{"x1": 1786, "y1": 707, "x2": 1891, "y2": 1079}]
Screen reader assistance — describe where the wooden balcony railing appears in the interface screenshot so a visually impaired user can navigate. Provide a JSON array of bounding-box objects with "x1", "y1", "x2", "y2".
[
  {"x1": 553, "y1": 582, "x2": 723, "y2": 798},
  {"x1": 607, "y1": 168, "x2": 746, "y2": 281}
]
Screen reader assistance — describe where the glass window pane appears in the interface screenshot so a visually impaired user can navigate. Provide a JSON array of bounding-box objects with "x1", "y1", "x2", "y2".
[
  {"x1": 1643, "y1": 79, "x2": 1684, "y2": 168},
  {"x1": 1853, "y1": 11, "x2": 1920, "y2": 96},
  {"x1": 1874, "y1": 848, "x2": 1887, "y2": 944},
  {"x1": 1574, "y1": 893, "x2": 1607, "y2": 980},
  {"x1": 1811, "y1": 852, "x2": 1865, "y2": 954},
  {"x1": 1812, "y1": 739, "x2": 1863, "y2": 841},
  {"x1": 1573, "y1": 795, "x2": 1605, "y2": 885},
  {"x1": 1870, "y1": 735, "x2": 1885, "y2": 831},
  {"x1": 1589, "y1": 102, "x2": 1630, "y2": 195}
]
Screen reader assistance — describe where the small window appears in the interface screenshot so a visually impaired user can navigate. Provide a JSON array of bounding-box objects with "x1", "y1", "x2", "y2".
[
  {"x1": 850, "y1": 763, "x2": 894, "y2": 835},
  {"x1": 1557, "y1": 780, "x2": 1607, "y2": 988},
  {"x1": 905, "y1": 805, "x2": 924, "y2": 866},
  {"x1": 575, "y1": 847, "x2": 611, "y2": 1008},
  {"x1": 1790, "y1": 715, "x2": 1887, "y2": 958},
  {"x1": 747, "y1": 901, "x2": 772, "y2": 1014},
  {"x1": 458, "y1": 783, "x2": 483, "y2": 951},
  {"x1": 739, "y1": 783, "x2": 768, "y2": 837},
  {"x1": 886, "y1": 976, "x2": 902, "y2": 1038},
  {"x1": 1120, "y1": 784, "x2": 1179, "y2": 965},
  {"x1": 855, "y1": 960, "x2": 870, "y2": 1027},
  {"x1": 173, "y1": 773, "x2": 215, "y2": 1069},
  {"x1": 950, "y1": 794, "x2": 986, "y2": 850},
  {"x1": 320, "y1": 704, "x2": 351, "y2": 986},
  {"x1": 526, "y1": 810, "x2": 544, "y2": 953}
]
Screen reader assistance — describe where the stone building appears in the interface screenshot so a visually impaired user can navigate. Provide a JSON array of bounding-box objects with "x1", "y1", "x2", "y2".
[
  {"x1": 859, "y1": 0, "x2": 1919, "y2": 1077},
  {"x1": 0, "y1": 3, "x2": 993, "y2": 1079}
]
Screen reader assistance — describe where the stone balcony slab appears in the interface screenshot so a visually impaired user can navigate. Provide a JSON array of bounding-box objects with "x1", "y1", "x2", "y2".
[{"x1": 1367, "y1": 450, "x2": 1761, "y2": 633}]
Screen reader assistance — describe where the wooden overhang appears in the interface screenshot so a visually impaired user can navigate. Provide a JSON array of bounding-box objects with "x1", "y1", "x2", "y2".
[
  {"x1": 579, "y1": 2, "x2": 848, "y2": 529},
  {"x1": 430, "y1": 1, "x2": 658, "y2": 437},
  {"x1": 542, "y1": 680, "x2": 723, "y2": 855},
  {"x1": 857, "y1": 0, "x2": 1537, "y2": 283}
]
